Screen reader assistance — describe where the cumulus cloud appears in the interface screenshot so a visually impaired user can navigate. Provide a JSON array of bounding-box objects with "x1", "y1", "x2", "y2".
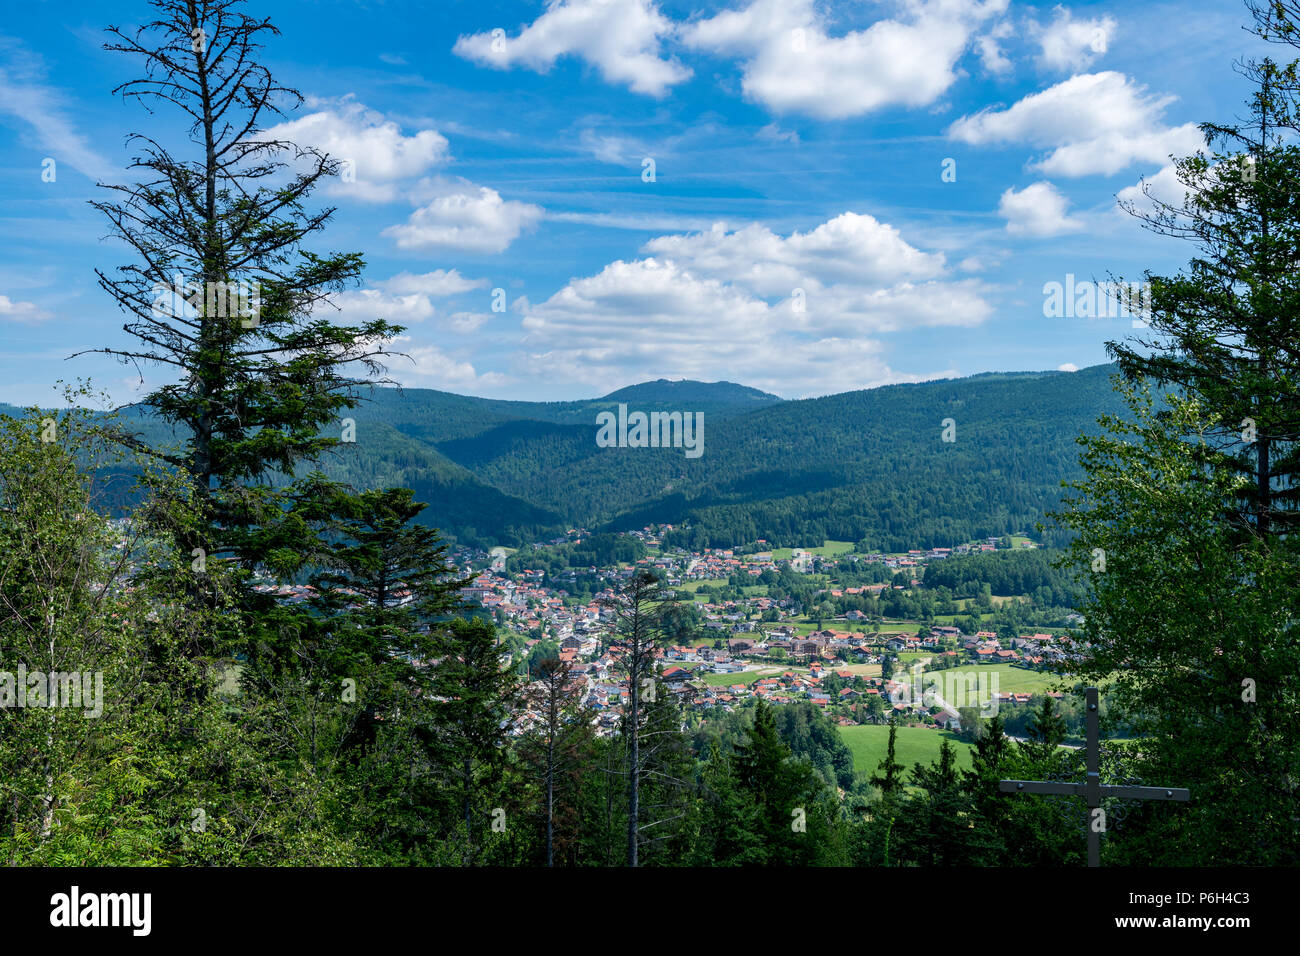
[
  {"x1": 518, "y1": 330, "x2": 953, "y2": 398},
  {"x1": 1032, "y1": 6, "x2": 1117, "y2": 73},
  {"x1": 260, "y1": 98, "x2": 450, "y2": 202},
  {"x1": 453, "y1": 0, "x2": 690, "y2": 97},
  {"x1": 330, "y1": 270, "x2": 488, "y2": 325},
  {"x1": 523, "y1": 257, "x2": 770, "y2": 345},
  {"x1": 517, "y1": 213, "x2": 992, "y2": 394},
  {"x1": 382, "y1": 184, "x2": 544, "y2": 253},
  {"x1": 380, "y1": 270, "x2": 487, "y2": 297},
  {"x1": 975, "y1": 19, "x2": 1015, "y2": 75},
  {"x1": 998, "y1": 181, "x2": 1085, "y2": 236},
  {"x1": 947, "y1": 71, "x2": 1203, "y2": 177},
  {"x1": 0, "y1": 294, "x2": 53, "y2": 324},
  {"x1": 1058, "y1": 362, "x2": 1079, "y2": 372},
  {"x1": 391, "y1": 337, "x2": 509, "y2": 389},
  {"x1": 1116, "y1": 163, "x2": 1195, "y2": 215},
  {"x1": 681, "y1": 0, "x2": 1007, "y2": 119},
  {"x1": 641, "y1": 213, "x2": 947, "y2": 296}
]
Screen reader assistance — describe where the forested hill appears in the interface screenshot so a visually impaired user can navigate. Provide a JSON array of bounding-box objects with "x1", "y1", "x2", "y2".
[
  {"x1": 2, "y1": 365, "x2": 1127, "y2": 550},
  {"x1": 600, "y1": 379, "x2": 780, "y2": 406}
]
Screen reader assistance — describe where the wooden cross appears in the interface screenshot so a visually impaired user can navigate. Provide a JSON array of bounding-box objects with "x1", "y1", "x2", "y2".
[{"x1": 999, "y1": 687, "x2": 1190, "y2": 867}]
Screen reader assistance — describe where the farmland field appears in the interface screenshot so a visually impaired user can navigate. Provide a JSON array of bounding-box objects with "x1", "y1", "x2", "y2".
[
  {"x1": 699, "y1": 670, "x2": 764, "y2": 687},
  {"x1": 837, "y1": 662, "x2": 883, "y2": 678},
  {"x1": 771, "y1": 540, "x2": 856, "y2": 560},
  {"x1": 938, "y1": 662, "x2": 1063, "y2": 695},
  {"x1": 839, "y1": 724, "x2": 975, "y2": 776}
]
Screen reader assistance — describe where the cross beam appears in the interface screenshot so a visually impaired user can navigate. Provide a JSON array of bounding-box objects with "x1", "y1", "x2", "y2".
[{"x1": 999, "y1": 687, "x2": 1190, "y2": 867}]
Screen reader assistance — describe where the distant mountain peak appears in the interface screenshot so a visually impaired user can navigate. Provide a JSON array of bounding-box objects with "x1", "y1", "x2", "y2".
[{"x1": 597, "y1": 379, "x2": 781, "y2": 405}]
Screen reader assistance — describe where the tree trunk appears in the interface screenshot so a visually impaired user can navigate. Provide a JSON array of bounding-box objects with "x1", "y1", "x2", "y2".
[
  {"x1": 545, "y1": 733, "x2": 555, "y2": 867},
  {"x1": 627, "y1": 649, "x2": 639, "y2": 868}
]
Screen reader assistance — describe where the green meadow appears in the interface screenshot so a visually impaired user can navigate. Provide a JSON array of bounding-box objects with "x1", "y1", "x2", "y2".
[{"x1": 838, "y1": 724, "x2": 975, "y2": 777}]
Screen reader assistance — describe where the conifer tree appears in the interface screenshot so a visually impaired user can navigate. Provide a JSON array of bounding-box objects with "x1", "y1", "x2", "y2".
[
  {"x1": 519, "y1": 656, "x2": 595, "y2": 867},
  {"x1": 870, "y1": 715, "x2": 906, "y2": 797},
  {"x1": 86, "y1": 0, "x2": 403, "y2": 659},
  {"x1": 600, "y1": 570, "x2": 676, "y2": 866}
]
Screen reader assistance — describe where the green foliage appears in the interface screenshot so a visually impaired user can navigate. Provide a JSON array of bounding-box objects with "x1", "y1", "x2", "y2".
[
  {"x1": 922, "y1": 549, "x2": 1077, "y2": 604},
  {"x1": 694, "y1": 701, "x2": 845, "y2": 865},
  {"x1": 1054, "y1": 382, "x2": 1300, "y2": 864},
  {"x1": 55, "y1": 364, "x2": 1130, "y2": 551}
]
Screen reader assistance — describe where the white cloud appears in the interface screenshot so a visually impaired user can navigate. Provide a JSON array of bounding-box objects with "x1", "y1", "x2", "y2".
[
  {"x1": 383, "y1": 184, "x2": 544, "y2": 253},
  {"x1": 261, "y1": 98, "x2": 449, "y2": 202},
  {"x1": 335, "y1": 288, "x2": 438, "y2": 324},
  {"x1": 1116, "y1": 163, "x2": 1194, "y2": 215},
  {"x1": 453, "y1": 0, "x2": 691, "y2": 97},
  {"x1": 445, "y1": 312, "x2": 491, "y2": 333},
  {"x1": 523, "y1": 257, "x2": 770, "y2": 344},
  {"x1": 1032, "y1": 6, "x2": 1116, "y2": 73},
  {"x1": 379, "y1": 270, "x2": 487, "y2": 297},
  {"x1": 517, "y1": 213, "x2": 993, "y2": 394},
  {"x1": 756, "y1": 123, "x2": 800, "y2": 144},
  {"x1": 805, "y1": 279, "x2": 994, "y2": 335},
  {"x1": 641, "y1": 213, "x2": 947, "y2": 298},
  {"x1": 578, "y1": 128, "x2": 646, "y2": 164},
  {"x1": 392, "y1": 338, "x2": 509, "y2": 389},
  {"x1": 0, "y1": 39, "x2": 116, "y2": 181},
  {"x1": 1058, "y1": 362, "x2": 1079, "y2": 372},
  {"x1": 998, "y1": 181, "x2": 1085, "y2": 237},
  {"x1": 547, "y1": 210, "x2": 717, "y2": 232},
  {"x1": 0, "y1": 294, "x2": 53, "y2": 324},
  {"x1": 976, "y1": 19, "x2": 1015, "y2": 76},
  {"x1": 330, "y1": 270, "x2": 488, "y2": 325},
  {"x1": 682, "y1": 0, "x2": 1007, "y2": 119},
  {"x1": 947, "y1": 71, "x2": 1203, "y2": 176}
]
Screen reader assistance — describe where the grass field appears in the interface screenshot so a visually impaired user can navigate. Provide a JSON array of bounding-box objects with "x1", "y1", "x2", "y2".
[
  {"x1": 933, "y1": 662, "x2": 1063, "y2": 696},
  {"x1": 698, "y1": 663, "x2": 810, "y2": 687},
  {"x1": 772, "y1": 540, "x2": 856, "y2": 560},
  {"x1": 837, "y1": 723, "x2": 972, "y2": 780},
  {"x1": 699, "y1": 670, "x2": 764, "y2": 687},
  {"x1": 811, "y1": 540, "x2": 856, "y2": 557},
  {"x1": 877, "y1": 621, "x2": 924, "y2": 634},
  {"x1": 837, "y1": 662, "x2": 883, "y2": 678},
  {"x1": 788, "y1": 619, "x2": 923, "y2": 636},
  {"x1": 839, "y1": 724, "x2": 975, "y2": 776},
  {"x1": 679, "y1": 578, "x2": 727, "y2": 601}
]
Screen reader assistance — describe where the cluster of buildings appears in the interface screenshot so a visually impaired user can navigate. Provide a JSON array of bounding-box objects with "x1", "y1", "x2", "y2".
[
  {"x1": 958, "y1": 630, "x2": 1067, "y2": 667},
  {"x1": 451, "y1": 528, "x2": 1058, "y2": 735}
]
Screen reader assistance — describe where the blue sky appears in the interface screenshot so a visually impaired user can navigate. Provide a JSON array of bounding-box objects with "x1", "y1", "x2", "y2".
[{"x1": 0, "y1": 0, "x2": 1274, "y2": 405}]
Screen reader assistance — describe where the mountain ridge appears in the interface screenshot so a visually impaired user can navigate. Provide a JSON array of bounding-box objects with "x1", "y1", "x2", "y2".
[{"x1": 0, "y1": 364, "x2": 1124, "y2": 551}]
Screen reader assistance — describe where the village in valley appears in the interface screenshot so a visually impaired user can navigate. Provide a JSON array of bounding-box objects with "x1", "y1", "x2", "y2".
[{"x1": 433, "y1": 527, "x2": 1080, "y2": 770}]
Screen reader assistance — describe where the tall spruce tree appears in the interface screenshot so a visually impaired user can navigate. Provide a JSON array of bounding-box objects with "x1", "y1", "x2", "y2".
[
  {"x1": 1114, "y1": 55, "x2": 1300, "y2": 538},
  {"x1": 86, "y1": 0, "x2": 402, "y2": 657},
  {"x1": 418, "y1": 617, "x2": 520, "y2": 865},
  {"x1": 870, "y1": 715, "x2": 906, "y2": 797},
  {"x1": 519, "y1": 656, "x2": 596, "y2": 867},
  {"x1": 600, "y1": 570, "x2": 676, "y2": 867},
  {"x1": 902, "y1": 738, "x2": 971, "y2": 866}
]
